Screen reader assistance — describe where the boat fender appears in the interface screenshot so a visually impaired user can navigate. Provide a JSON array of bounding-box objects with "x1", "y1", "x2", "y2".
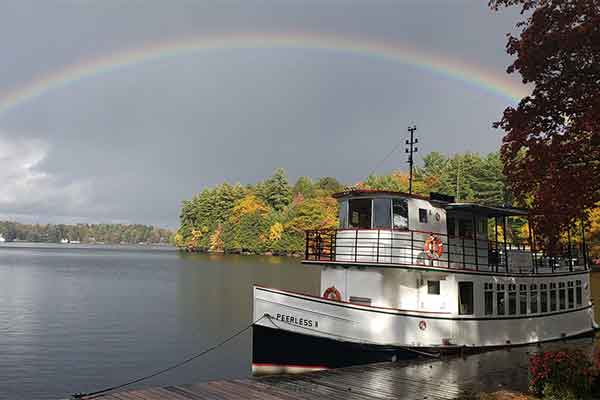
[
  {"x1": 323, "y1": 286, "x2": 342, "y2": 301},
  {"x1": 418, "y1": 320, "x2": 427, "y2": 331},
  {"x1": 424, "y1": 235, "x2": 443, "y2": 259}
]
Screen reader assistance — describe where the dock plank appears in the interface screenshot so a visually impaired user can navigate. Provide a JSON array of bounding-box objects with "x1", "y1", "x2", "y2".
[{"x1": 85, "y1": 337, "x2": 595, "y2": 400}]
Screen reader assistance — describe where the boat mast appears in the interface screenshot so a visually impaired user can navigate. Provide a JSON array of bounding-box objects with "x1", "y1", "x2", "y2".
[{"x1": 406, "y1": 125, "x2": 418, "y2": 194}]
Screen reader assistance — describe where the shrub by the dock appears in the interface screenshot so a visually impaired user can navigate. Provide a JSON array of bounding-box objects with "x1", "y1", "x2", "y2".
[{"x1": 528, "y1": 349, "x2": 594, "y2": 399}]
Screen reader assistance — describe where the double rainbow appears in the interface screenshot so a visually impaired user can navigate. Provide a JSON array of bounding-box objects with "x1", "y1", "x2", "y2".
[{"x1": 0, "y1": 32, "x2": 527, "y2": 118}]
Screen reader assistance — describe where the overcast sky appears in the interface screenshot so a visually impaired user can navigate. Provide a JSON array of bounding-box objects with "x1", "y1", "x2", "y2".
[{"x1": 0, "y1": 1, "x2": 524, "y2": 228}]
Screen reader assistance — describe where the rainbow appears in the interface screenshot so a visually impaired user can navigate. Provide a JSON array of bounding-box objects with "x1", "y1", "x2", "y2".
[{"x1": 0, "y1": 32, "x2": 528, "y2": 118}]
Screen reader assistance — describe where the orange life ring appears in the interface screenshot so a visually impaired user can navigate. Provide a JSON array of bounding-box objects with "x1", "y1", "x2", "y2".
[
  {"x1": 323, "y1": 286, "x2": 342, "y2": 301},
  {"x1": 424, "y1": 235, "x2": 444, "y2": 259},
  {"x1": 418, "y1": 320, "x2": 427, "y2": 331}
]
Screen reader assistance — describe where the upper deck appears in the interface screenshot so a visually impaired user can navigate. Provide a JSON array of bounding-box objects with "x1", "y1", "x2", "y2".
[{"x1": 303, "y1": 190, "x2": 590, "y2": 275}]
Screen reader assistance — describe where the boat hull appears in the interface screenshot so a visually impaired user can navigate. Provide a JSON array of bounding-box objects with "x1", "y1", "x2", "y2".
[
  {"x1": 252, "y1": 284, "x2": 596, "y2": 373},
  {"x1": 252, "y1": 324, "x2": 417, "y2": 375}
]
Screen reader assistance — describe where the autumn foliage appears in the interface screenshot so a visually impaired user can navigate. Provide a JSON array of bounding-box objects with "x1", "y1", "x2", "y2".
[{"x1": 490, "y1": 0, "x2": 600, "y2": 240}]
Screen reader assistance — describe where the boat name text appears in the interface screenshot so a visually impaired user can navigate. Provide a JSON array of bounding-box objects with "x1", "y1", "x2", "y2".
[{"x1": 275, "y1": 313, "x2": 319, "y2": 328}]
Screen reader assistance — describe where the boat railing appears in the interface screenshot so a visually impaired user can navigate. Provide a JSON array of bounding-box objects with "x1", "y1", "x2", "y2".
[{"x1": 304, "y1": 228, "x2": 590, "y2": 275}]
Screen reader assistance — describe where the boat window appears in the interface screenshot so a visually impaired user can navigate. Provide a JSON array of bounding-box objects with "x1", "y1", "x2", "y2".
[
  {"x1": 427, "y1": 280, "x2": 440, "y2": 295},
  {"x1": 567, "y1": 281, "x2": 574, "y2": 308},
  {"x1": 458, "y1": 219, "x2": 474, "y2": 239},
  {"x1": 447, "y1": 217, "x2": 456, "y2": 237},
  {"x1": 530, "y1": 284, "x2": 538, "y2": 313},
  {"x1": 576, "y1": 280, "x2": 582, "y2": 306},
  {"x1": 339, "y1": 200, "x2": 349, "y2": 229},
  {"x1": 458, "y1": 282, "x2": 474, "y2": 315},
  {"x1": 477, "y1": 218, "x2": 486, "y2": 234},
  {"x1": 419, "y1": 208, "x2": 428, "y2": 224},
  {"x1": 540, "y1": 284, "x2": 548, "y2": 313},
  {"x1": 559, "y1": 282, "x2": 566, "y2": 310},
  {"x1": 508, "y1": 284, "x2": 517, "y2": 315},
  {"x1": 349, "y1": 199, "x2": 372, "y2": 229},
  {"x1": 550, "y1": 283, "x2": 557, "y2": 311},
  {"x1": 484, "y1": 283, "x2": 493, "y2": 315},
  {"x1": 392, "y1": 198, "x2": 409, "y2": 230},
  {"x1": 373, "y1": 198, "x2": 392, "y2": 229},
  {"x1": 496, "y1": 284, "x2": 505, "y2": 315},
  {"x1": 519, "y1": 284, "x2": 527, "y2": 314}
]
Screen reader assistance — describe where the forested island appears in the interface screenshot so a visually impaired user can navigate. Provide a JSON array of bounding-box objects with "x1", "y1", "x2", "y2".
[
  {"x1": 176, "y1": 151, "x2": 600, "y2": 257},
  {"x1": 0, "y1": 222, "x2": 173, "y2": 245}
]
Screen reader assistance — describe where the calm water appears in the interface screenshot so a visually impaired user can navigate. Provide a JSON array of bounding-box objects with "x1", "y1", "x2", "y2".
[{"x1": 0, "y1": 244, "x2": 319, "y2": 400}]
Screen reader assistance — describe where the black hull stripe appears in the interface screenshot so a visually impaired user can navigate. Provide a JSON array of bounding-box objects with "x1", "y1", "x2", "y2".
[
  {"x1": 302, "y1": 260, "x2": 591, "y2": 278},
  {"x1": 252, "y1": 324, "x2": 598, "y2": 370},
  {"x1": 256, "y1": 286, "x2": 593, "y2": 321}
]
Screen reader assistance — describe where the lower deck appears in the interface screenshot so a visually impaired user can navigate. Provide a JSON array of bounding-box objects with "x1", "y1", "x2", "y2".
[{"x1": 318, "y1": 264, "x2": 592, "y2": 319}]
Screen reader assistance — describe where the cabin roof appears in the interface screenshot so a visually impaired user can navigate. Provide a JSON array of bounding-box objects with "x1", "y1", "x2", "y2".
[
  {"x1": 332, "y1": 190, "x2": 529, "y2": 217},
  {"x1": 332, "y1": 189, "x2": 431, "y2": 201},
  {"x1": 445, "y1": 203, "x2": 529, "y2": 217}
]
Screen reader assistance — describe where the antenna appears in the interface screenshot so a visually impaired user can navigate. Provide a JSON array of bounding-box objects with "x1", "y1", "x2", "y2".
[{"x1": 406, "y1": 125, "x2": 418, "y2": 194}]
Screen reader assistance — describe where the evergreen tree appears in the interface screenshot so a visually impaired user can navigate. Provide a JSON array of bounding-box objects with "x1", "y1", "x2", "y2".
[{"x1": 261, "y1": 168, "x2": 292, "y2": 211}]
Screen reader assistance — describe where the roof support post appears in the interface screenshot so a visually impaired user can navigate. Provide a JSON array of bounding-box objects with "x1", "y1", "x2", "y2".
[
  {"x1": 472, "y1": 214, "x2": 479, "y2": 271},
  {"x1": 567, "y1": 224, "x2": 573, "y2": 272},
  {"x1": 495, "y1": 217, "x2": 500, "y2": 273},
  {"x1": 503, "y1": 216, "x2": 509, "y2": 273},
  {"x1": 528, "y1": 217, "x2": 536, "y2": 274},
  {"x1": 581, "y1": 217, "x2": 588, "y2": 270}
]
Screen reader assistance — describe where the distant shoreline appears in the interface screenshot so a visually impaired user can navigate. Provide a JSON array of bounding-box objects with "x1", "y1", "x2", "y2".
[
  {"x1": 177, "y1": 247, "x2": 302, "y2": 258},
  {"x1": 0, "y1": 241, "x2": 176, "y2": 250}
]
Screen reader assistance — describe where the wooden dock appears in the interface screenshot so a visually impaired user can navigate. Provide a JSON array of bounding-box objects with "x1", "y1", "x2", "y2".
[{"x1": 85, "y1": 336, "x2": 595, "y2": 400}]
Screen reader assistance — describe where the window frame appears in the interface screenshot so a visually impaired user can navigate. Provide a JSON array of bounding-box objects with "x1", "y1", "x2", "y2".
[
  {"x1": 392, "y1": 198, "x2": 409, "y2": 231},
  {"x1": 427, "y1": 280, "x2": 441, "y2": 295},
  {"x1": 519, "y1": 284, "x2": 528, "y2": 315},
  {"x1": 458, "y1": 281, "x2": 474, "y2": 315},
  {"x1": 484, "y1": 283, "x2": 494, "y2": 315},
  {"x1": 418, "y1": 208, "x2": 428, "y2": 224}
]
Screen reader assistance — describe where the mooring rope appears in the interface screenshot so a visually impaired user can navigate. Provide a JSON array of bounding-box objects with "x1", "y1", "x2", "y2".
[
  {"x1": 70, "y1": 315, "x2": 266, "y2": 400},
  {"x1": 264, "y1": 314, "x2": 440, "y2": 359}
]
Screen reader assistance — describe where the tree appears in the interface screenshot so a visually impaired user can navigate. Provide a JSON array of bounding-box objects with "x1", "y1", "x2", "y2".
[
  {"x1": 490, "y1": 0, "x2": 600, "y2": 238},
  {"x1": 260, "y1": 168, "x2": 292, "y2": 211},
  {"x1": 315, "y1": 177, "x2": 344, "y2": 195},
  {"x1": 292, "y1": 176, "x2": 316, "y2": 198}
]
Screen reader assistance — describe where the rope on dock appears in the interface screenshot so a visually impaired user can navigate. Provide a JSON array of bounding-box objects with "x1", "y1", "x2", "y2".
[
  {"x1": 264, "y1": 314, "x2": 440, "y2": 359},
  {"x1": 70, "y1": 315, "x2": 267, "y2": 400}
]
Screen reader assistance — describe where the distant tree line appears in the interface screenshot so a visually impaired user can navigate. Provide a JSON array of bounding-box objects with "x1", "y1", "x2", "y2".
[
  {"x1": 176, "y1": 152, "x2": 600, "y2": 258},
  {"x1": 0, "y1": 222, "x2": 173, "y2": 245}
]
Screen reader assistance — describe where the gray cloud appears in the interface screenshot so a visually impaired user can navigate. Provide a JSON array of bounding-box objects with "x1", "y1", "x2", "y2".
[{"x1": 0, "y1": 1, "x2": 523, "y2": 227}]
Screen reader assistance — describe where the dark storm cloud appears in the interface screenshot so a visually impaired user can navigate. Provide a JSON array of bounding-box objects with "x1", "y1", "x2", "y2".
[{"x1": 0, "y1": 1, "x2": 522, "y2": 227}]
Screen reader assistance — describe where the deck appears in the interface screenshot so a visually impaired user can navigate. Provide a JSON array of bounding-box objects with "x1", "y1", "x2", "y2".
[{"x1": 88, "y1": 336, "x2": 595, "y2": 400}]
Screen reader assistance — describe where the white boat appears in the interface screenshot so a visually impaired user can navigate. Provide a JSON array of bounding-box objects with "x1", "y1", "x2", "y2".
[{"x1": 252, "y1": 189, "x2": 597, "y2": 374}]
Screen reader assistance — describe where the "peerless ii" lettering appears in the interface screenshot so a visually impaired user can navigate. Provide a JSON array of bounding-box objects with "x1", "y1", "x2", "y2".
[{"x1": 275, "y1": 313, "x2": 319, "y2": 328}]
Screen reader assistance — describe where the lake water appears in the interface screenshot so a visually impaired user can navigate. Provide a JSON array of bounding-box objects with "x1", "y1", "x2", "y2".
[
  {"x1": 0, "y1": 244, "x2": 598, "y2": 400},
  {"x1": 0, "y1": 244, "x2": 319, "y2": 400}
]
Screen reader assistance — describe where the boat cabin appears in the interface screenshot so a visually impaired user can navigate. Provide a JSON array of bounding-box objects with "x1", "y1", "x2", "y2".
[{"x1": 303, "y1": 189, "x2": 591, "y2": 317}]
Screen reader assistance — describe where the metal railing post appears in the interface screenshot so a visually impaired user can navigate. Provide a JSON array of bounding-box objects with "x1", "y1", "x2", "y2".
[
  {"x1": 410, "y1": 231, "x2": 414, "y2": 265},
  {"x1": 330, "y1": 230, "x2": 335, "y2": 261},
  {"x1": 305, "y1": 231, "x2": 310, "y2": 260},
  {"x1": 447, "y1": 234, "x2": 451, "y2": 268},
  {"x1": 354, "y1": 229, "x2": 358, "y2": 263},
  {"x1": 462, "y1": 237, "x2": 466, "y2": 269},
  {"x1": 376, "y1": 229, "x2": 380, "y2": 263}
]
